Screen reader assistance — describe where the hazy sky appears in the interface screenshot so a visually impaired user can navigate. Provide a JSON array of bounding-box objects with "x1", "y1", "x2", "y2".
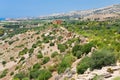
[{"x1": 0, "y1": 0, "x2": 120, "y2": 18}]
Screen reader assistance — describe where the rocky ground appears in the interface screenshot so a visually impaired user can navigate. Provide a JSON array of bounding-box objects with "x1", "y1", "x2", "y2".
[{"x1": 0, "y1": 26, "x2": 120, "y2": 80}]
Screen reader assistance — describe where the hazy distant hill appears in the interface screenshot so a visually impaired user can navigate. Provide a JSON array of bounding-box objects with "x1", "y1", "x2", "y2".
[{"x1": 40, "y1": 4, "x2": 120, "y2": 20}]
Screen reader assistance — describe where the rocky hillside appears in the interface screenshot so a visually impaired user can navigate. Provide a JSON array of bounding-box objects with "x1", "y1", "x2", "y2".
[
  {"x1": 0, "y1": 19, "x2": 120, "y2": 80},
  {"x1": 0, "y1": 25, "x2": 89, "y2": 80}
]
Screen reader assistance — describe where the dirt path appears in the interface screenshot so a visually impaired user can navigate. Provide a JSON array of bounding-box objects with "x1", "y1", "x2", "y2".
[{"x1": 0, "y1": 61, "x2": 17, "y2": 71}]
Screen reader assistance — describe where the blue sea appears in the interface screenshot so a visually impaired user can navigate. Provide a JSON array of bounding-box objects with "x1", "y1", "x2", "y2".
[{"x1": 0, "y1": 18, "x2": 5, "y2": 21}]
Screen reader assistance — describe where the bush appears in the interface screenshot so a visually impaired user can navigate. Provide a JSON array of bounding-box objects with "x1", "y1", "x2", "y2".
[
  {"x1": 77, "y1": 56, "x2": 92, "y2": 74},
  {"x1": 0, "y1": 69, "x2": 8, "y2": 78},
  {"x1": 57, "y1": 54, "x2": 75, "y2": 74},
  {"x1": 29, "y1": 48, "x2": 34, "y2": 54},
  {"x1": 72, "y1": 45, "x2": 84, "y2": 58},
  {"x1": 37, "y1": 69, "x2": 52, "y2": 80},
  {"x1": 76, "y1": 51, "x2": 83, "y2": 59},
  {"x1": 58, "y1": 44, "x2": 67, "y2": 52},
  {"x1": 81, "y1": 42, "x2": 94, "y2": 54},
  {"x1": 10, "y1": 57, "x2": 14, "y2": 61},
  {"x1": 48, "y1": 65, "x2": 57, "y2": 72},
  {"x1": 8, "y1": 41, "x2": 14, "y2": 45},
  {"x1": 77, "y1": 49, "x2": 116, "y2": 74},
  {"x1": 10, "y1": 72, "x2": 14, "y2": 76},
  {"x1": 37, "y1": 52, "x2": 43, "y2": 59},
  {"x1": 51, "y1": 51, "x2": 58, "y2": 58},
  {"x1": 19, "y1": 48, "x2": 28, "y2": 55},
  {"x1": 58, "y1": 36, "x2": 63, "y2": 41},
  {"x1": 32, "y1": 44, "x2": 37, "y2": 48},
  {"x1": 72, "y1": 45, "x2": 82, "y2": 56},
  {"x1": 72, "y1": 42, "x2": 94, "y2": 58},
  {"x1": 30, "y1": 69, "x2": 52, "y2": 80},
  {"x1": 42, "y1": 57, "x2": 50, "y2": 64},
  {"x1": 33, "y1": 63, "x2": 41, "y2": 70},
  {"x1": 90, "y1": 49, "x2": 116, "y2": 70},
  {"x1": 50, "y1": 42, "x2": 55, "y2": 46},
  {"x1": 19, "y1": 57, "x2": 25, "y2": 62},
  {"x1": 30, "y1": 69, "x2": 41, "y2": 79},
  {"x1": 43, "y1": 36, "x2": 50, "y2": 43},
  {"x1": 14, "y1": 72, "x2": 26, "y2": 80},
  {"x1": 2, "y1": 61, "x2": 7, "y2": 66}
]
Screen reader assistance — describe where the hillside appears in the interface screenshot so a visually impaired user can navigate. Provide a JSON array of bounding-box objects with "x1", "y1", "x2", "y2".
[{"x1": 0, "y1": 4, "x2": 120, "y2": 80}]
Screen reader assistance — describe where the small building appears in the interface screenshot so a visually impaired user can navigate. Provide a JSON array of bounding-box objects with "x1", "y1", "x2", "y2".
[{"x1": 52, "y1": 20, "x2": 62, "y2": 25}]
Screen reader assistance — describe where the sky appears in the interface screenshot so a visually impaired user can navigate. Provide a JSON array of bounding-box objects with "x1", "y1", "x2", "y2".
[{"x1": 0, "y1": 0, "x2": 120, "y2": 18}]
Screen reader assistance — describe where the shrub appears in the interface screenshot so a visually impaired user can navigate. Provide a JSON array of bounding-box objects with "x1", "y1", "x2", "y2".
[
  {"x1": 15, "y1": 66, "x2": 20, "y2": 70},
  {"x1": 32, "y1": 44, "x2": 37, "y2": 48},
  {"x1": 8, "y1": 41, "x2": 14, "y2": 45},
  {"x1": 58, "y1": 44, "x2": 67, "y2": 52},
  {"x1": 19, "y1": 48, "x2": 28, "y2": 55},
  {"x1": 14, "y1": 72, "x2": 26, "y2": 80},
  {"x1": 10, "y1": 57, "x2": 14, "y2": 61},
  {"x1": 77, "y1": 49, "x2": 116, "y2": 74},
  {"x1": 58, "y1": 36, "x2": 63, "y2": 41},
  {"x1": 43, "y1": 36, "x2": 50, "y2": 43},
  {"x1": 29, "y1": 48, "x2": 34, "y2": 54},
  {"x1": 50, "y1": 42, "x2": 55, "y2": 46},
  {"x1": 30, "y1": 69, "x2": 52, "y2": 80},
  {"x1": 10, "y1": 72, "x2": 14, "y2": 76},
  {"x1": 72, "y1": 42, "x2": 94, "y2": 58},
  {"x1": 30, "y1": 69, "x2": 40, "y2": 79},
  {"x1": 76, "y1": 51, "x2": 83, "y2": 59},
  {"x1": 2, "y1": 61, "x2": 7, "y2": 66},
  {"x1": 77, "y1": 56, "x2": 92, "y2": 74},
  {"x1": 48, "y1": 65, "x2": 57, "y2": 72},
  {"x1": 51, "y1": 51, "x2": 58, "y2": 58},
  {"x1": 81, "y1": 42, "x2": 94, "y2": 54},
  {"x1": 33, "y1": 63, "x2": 41, "y2": 70},
  {"x1": 19, "y1": 57, "x2": 25, "y2": 62},
  {"x1": 90, "y1": 49, "x2": 116, "y2": 70},
  {"x1": 72, "y1": 45, "x2": 82, "y2": 56},
  {"x1": 42, "y1": 57, "x2": 50, "y2": 64},
  {"x1": 57, "y1": 54, "x2": 75, "y2": 74},
  {"x1": 37, "y1": 52, "x2": 43, "y2": 59},
  {"x1": 37, "y1": 69, "x2": 52, "y2": 80},
  {"x1": 0, "y1": 69, "x2": 8, "y2": 78}
]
